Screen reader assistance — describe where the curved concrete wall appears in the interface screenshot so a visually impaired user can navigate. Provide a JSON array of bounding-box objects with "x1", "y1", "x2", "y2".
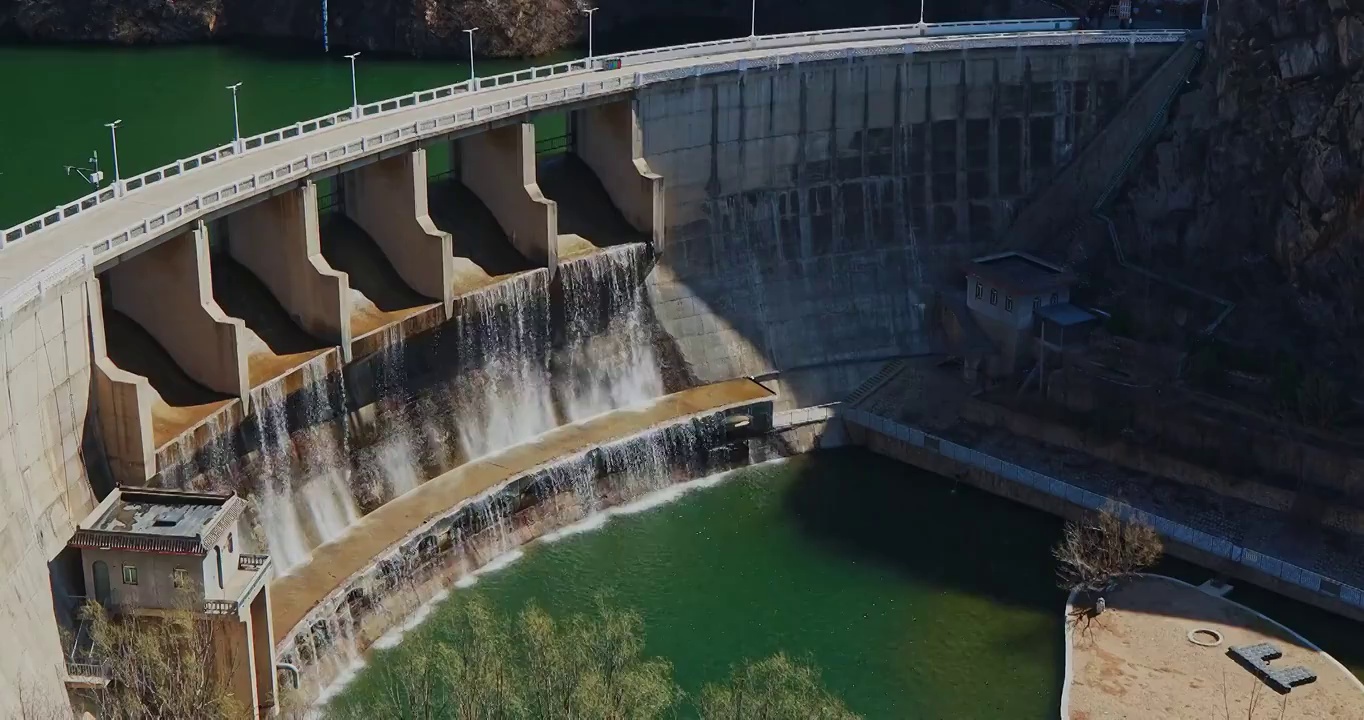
[
  {"x1": 640, "y1": 43, "x2": 1173, "y2": 408},
  {"x1": 0, "y1": 34, "x2": 1184, "y2": 716},
  {"x1": 0, "y1": 271, "x2": 100, "y2": 717}
]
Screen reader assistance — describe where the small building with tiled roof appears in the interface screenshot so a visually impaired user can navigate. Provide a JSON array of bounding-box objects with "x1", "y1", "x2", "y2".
[
  {"x1": 963, "y1": 251, "x2": 1092, "y2": 373},
  {"x1": 69, "y1": 487, "x2": 279, "y2": 718}
]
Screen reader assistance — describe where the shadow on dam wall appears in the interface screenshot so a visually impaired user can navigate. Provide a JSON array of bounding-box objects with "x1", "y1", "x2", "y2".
[{"x1": 637, "y1": 43, "x2": 1174, "y2": 411}]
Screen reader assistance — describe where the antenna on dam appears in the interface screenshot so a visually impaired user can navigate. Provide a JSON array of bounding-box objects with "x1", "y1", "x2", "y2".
[{"x1": 64, "y1": 151, "x2": 104, "y2": 188}]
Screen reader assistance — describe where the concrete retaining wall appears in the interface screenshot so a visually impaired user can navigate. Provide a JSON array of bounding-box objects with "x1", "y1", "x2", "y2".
[
  {"x1": 227, "y1": 185, "x2": 353, "y2": 361},
  {"x1": 638, "y1": 43, "x2": 1174, "y2": 406},
  {"x1": 342, "y1": 149, "x2": 455, "y2": 319},
  {"x1": 0, "y1": 271, "x2": 100, "y2": 717},
  {"x1": 842, "y1": 409, "x2": 1364, "y2": 623},
  {"x1": 107, "y1": 223, "x2": 251, "y2": 404},
  {"x1": 458, "y1": 123, "x2": 559, "y2": 270},
  {"x1": 574, "y1": 99, "x2": 666, "y2": 246}
]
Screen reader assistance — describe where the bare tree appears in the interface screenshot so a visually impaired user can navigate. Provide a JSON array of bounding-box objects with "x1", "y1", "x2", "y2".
[
  {"x1": 1054, "y1": 505, "x2": 1163, "y2": 599},
  {"x1": 80, "y1": 593, "x2": 245, "y2": 720}
]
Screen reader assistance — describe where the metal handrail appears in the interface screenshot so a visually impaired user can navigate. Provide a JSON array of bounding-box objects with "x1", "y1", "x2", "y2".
[
  {"x1": 238, "y1": 553, "x2": 269, "y2": 571},
  {"x1": 0, "y1": 18, "x2": 1095, "y2": 250},
  {"x1": 203, "y1": 599, "x2": 239, "y2": 615}
]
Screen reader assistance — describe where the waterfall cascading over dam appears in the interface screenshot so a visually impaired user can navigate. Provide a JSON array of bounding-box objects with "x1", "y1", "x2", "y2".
[
  {"x1": 556, "y1": 243, "x2": 666, "y2": 423},
  {"x1": 451, "y1": 268, "x2": 559, "y2": 461},
  {"x1": 163, "y1": 245, "x2": 677, "y2": 576},
  {"x1": 253, "y1": 366, "x2": 361, "y2": 574}
]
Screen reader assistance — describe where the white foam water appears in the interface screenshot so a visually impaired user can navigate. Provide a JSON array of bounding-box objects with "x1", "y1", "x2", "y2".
[
  {"x1": 254, "y1": 370, "x2": 361, "y2": 575},
  {"x1": 558, "y1": 244, "x2": 666, "y2": 422},
  {"x1": 454, "y1": 271, "x2": 559, "y2": 460}
]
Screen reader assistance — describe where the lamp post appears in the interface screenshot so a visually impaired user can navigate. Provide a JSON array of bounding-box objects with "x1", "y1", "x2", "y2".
[
  {"x1": 465, "y1": 28, "x2": 479, "y2": 82},
  {"x1": 344, "y1": 52, "x2": 361, "y2": 115},
  {"x1": 584, "y1": 7, "x2": 598, "y2": 62},
  {"x1": 750, "y1": 0, "x2": 757, "y2": 37},
  {"x1": 226, "y1": 82, "x2": 243, "y2": 153},
  {"x1": 105, "y1": 120, "x2": 123, "y2": 196},
  {"x1": 918, "y1": 0, "x2": 927, "y2": 25}
]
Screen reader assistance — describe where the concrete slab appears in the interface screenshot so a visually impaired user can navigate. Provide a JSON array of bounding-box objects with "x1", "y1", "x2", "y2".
[{"x1": 269, "y1": 377, "x2": 773, "y2": 645}]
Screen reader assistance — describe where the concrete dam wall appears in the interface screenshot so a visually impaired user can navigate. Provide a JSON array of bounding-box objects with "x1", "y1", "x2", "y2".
[
  {"x1": 0, "y1": 31, "x2": 1186, "y2": 716},
  {"x1": 641, "y1": 42, "x2": 1173, "y2": 409}
]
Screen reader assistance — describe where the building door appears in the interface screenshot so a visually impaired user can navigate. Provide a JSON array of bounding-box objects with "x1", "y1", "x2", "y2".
[
  {"x1": 93, "y1": 561, "x2": 111, "y2": 607},
  {"x1": 215, "y1": 547, "x2": 224, "y2": 589}
]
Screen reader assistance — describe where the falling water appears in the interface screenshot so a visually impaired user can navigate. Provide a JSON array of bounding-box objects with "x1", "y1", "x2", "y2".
[
  {"x1": 253, "y1": 367, "x2": 361, "y2": 575},
  {"x1": 454, "y1": 270, "x2": 558, "y2": 459},
  {"x1": 557, "y1": 244, "x2": 666, "y2": 422}
]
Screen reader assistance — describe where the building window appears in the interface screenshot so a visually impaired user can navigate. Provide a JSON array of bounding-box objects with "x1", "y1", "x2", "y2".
[
  {"x1": 974, "y1": 282, "x2": 983, "y2": 300},
  {"x1": 121, "y1": 565, "x2": 138, "y2": 586},
  {"x1": 1005, "y1": 296, "x2": 1014, "y2": 313},
  {"x1": 173, "y1": 567, "x2": 190, "y2": 589},
  {"x1": 227, "y1": 533, "x2": 234, "y2": 553},
  {"x1": 989, "y1": 288, "x2": 998, "y2": 306},
  {"x1": 1050, "y1": 292, "x2": 1059, "y2": 305}
]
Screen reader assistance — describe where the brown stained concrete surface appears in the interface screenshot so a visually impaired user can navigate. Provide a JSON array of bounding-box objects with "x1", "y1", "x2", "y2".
[
  {"x1": 318, "y1": 214, "x2": 436, "y2": 338},
  {"x1": 1067, "y1": 575, "x2": 1364, "y2": 720},
  {"x1": 102, "y1": 306, "x2": 234, "y2": 448},
  {"x1": 428, "y1": 179, "x2": 536, "y2": 297},
  {"x1": 269, "y1": 378, "x2": 773, "y2": 645},
  {"x1": 210, "y1": 254, "x2": 331, "y2": 388}
]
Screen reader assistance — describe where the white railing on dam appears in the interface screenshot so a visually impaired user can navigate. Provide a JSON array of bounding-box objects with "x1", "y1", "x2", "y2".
[{"x1": 0, "y1": 19, "x2": 1190, "y2": 318}]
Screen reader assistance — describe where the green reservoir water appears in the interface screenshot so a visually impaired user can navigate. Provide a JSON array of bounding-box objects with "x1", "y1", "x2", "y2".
[
  {"x1": 331, "y1": 449, "x2": 1364, "y2": 718},
  {"x1": 0, "y1": 45, "x2": 570, "y2": 229},
  {"x1": 334, "y1": 450, "x2": 1072, "y2": 718}
]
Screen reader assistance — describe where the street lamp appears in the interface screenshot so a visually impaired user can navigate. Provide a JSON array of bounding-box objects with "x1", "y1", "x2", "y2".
[
  {"x1": 584, "y1": 7, "x2": 599, "y2": 62},
  {"x1": 226, "y1": 82, "x2": 243, "y2": 153},
  {"x1": 344, "y1": 52, "x2": 361, "y2": 115},
  {"x1": 918, "y1": 0, "x2": 927, "y2": 25},
  {"x1": 465, "y1": 28, "x2": 479, "y2": 83},
  {"x1": 105, "y1": 120, "x2": 123, "y2": 196},
  {"x1": 750, "y1": 0, "x2": 757, "y2": 37}
]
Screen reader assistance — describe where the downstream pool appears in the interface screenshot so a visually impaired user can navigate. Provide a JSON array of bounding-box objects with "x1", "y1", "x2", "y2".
[
  {"x1": 332, "y1": 450, "x2": 1070, "y2": 718},
  {"x1": 329, "y1": 448, "x2": 1364, "y2": 717}
]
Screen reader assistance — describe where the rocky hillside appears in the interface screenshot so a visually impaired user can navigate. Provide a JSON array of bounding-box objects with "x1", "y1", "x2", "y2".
[
  {"x1": 1116, "y1": 0, "x2": 1364, "y2": 370},
  {"x1": 0, "y1": 0, "x2": 1008, "y2": 57}
]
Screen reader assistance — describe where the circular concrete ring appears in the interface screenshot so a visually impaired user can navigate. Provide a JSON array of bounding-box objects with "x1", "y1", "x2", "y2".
[{"x1": 1187, "y1": 628, "x2": 1224, "y2": 647}]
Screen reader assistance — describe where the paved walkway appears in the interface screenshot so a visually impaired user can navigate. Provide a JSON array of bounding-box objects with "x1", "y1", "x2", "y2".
[{"x1": 268, "y1": 378, "x2": 772, "y2": 645}]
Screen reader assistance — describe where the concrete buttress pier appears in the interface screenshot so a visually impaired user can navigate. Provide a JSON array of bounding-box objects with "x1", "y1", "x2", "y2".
[
  {"x1": 227, "y1": 184, "x2": 354, "y2": 362},
  {"x1": 91, "y1": 278, "x2": 157, "y2": 484},
  {"x1": 458, "y1": 123, "x2": 559, "y2": 272},
  {"x1": 342, "y1": 149, "x2": 456, "y2": 319},
  {"x1": 105, "y1": 223, "x2": 251, "y2": 410},
  {"x1": 573, "y1": 99, "x2": 666, "y2": 248}
]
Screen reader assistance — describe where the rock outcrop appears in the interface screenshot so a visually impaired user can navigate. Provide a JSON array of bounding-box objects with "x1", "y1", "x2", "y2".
[{"x1": 1117, "y1": 0, "x2": 1364, "y2": 368}]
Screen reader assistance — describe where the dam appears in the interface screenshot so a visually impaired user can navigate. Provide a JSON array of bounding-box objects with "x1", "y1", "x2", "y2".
[{"x1": 0, "y1": 19, "x2": 1215, "y2": 716}]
